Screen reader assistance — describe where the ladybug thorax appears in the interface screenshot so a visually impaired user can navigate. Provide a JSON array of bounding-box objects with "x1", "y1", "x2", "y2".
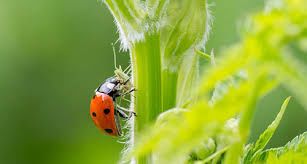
[
  {"x1": 96, "y1": 78, "x2": 121, "y2": 98},
  {"x1": 97, "y1": 82, "x2": 114, "y2": 92}
]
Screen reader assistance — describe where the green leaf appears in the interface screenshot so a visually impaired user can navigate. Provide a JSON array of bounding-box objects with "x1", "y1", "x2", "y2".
[
  {"x1": 176, "y1": 52, "x2": 199, "y2": 107},
  {"x1": 254, "y1": 97, "x2": 291, "y2": 151},
  {"x1": 254, "y1": 131, "x2": 307, "y2": 163},
  {"x1": 130, "y1": 73, "x2": 262, "y2": 163},
  {"x1": 102, "y1": 0, "x2": 307, "y2": 163},
  {"x1": 243, "y1": 97, "x2": 291, "y2": 162},
  {"x1": 161, "y1": 0, "x2": 209, "y2": 70},
  {"x1": 104, "y1": 0, "x2": 146, "y2": 48}
]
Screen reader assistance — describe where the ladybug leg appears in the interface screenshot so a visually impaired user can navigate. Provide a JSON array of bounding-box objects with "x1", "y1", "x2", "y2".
[
  {"x1": 114, "y1": 110, "x2": 122, "y2": 136},
  {"x1": 116, "y1": 105, "x2": 137, "y2": 118},
  {"x1": 127, "y1": 88, "x2": 137, "y2": 99},
  {"x1": 116, "y1": 109, "x2": 130, "y2": 119},
  {"x1": 129, "y1": 87, "x2": 136, "y2": 93}
]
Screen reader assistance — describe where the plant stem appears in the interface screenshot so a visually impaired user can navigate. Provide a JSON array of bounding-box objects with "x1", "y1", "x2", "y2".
[
  {"x1": 162, "y1": 70, "x2": 178, "y2": 111},
  {"x1": 131, "y1": 33, "x2": 162, "y2": 164}
]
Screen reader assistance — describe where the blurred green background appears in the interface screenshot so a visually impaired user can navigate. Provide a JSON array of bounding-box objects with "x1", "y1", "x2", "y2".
[{"x1": 0, "y1": 0, "x2": 306, "y2": 163}]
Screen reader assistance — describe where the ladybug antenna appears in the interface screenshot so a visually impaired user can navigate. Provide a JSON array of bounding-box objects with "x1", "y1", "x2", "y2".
[{"x1": 111, "y1": 43, "x2": 118, "y2": 70}]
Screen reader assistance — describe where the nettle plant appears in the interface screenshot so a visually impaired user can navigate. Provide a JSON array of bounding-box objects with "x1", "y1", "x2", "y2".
[{"x1": 102, "y1": 0, "x2": 307, "y2": 163}]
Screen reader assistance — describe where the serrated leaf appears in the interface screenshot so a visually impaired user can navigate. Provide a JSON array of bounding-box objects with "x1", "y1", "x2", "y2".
[
  {"x1": 253, "y1": 131, "x2": 307, "y2": 163},
  {"x1": 254, "y1": 97, "x2": 291, "y2": 151},
  {"x1": 130, "y1": 75, "x2": 262, "y2": 163},
  {"x1": 243, "y1": 97, "x2": 291, "y2": 163}
]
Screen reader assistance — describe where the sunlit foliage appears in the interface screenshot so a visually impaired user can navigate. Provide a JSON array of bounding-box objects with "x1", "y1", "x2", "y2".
[{"x1": 103, "y1": 0, "x2": 307, "y2": 163}]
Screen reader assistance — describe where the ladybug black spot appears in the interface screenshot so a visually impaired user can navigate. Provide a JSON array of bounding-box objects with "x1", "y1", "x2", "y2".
[
  {"x1": 92, "y1": 95, "x2": 96, "y2": 99},
  {"x1": 92, "y1": 112, "x2": 96, "y2": 117},
  {"x1": 104, "y1": 108, "x2": 110, "y2": 115},
  {"x1": 104, "y1": 129, "x2": 113, "y2": 134}
]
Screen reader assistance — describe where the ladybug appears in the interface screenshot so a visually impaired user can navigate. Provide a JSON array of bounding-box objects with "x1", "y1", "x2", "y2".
[{"x1": 90, "y1": 77, "x2": 135, "y2": 136}]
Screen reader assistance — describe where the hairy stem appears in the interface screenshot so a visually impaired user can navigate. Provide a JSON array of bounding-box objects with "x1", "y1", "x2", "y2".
[{"x1": 131, "y1": 33, "x2": 162, "y2": 163}]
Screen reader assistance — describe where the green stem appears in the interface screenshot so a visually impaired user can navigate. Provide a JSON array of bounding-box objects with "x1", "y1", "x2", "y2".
[
  {"x1": 162, "y1": 70, "x2": 178, "y2": 111},
  {"x1": 131, "y1": 33, "x2": 162, "y2": 164}
]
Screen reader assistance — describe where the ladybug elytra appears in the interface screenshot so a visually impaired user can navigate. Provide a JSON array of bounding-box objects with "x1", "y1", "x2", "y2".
[{"x1": 90, "y1": 75, "x2": 135, "y2": 136}]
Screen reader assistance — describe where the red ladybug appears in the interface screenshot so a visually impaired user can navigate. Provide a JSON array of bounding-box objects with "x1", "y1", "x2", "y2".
[{"x1": 90, "y1": 77, "x2": 135, "y2": 136}]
